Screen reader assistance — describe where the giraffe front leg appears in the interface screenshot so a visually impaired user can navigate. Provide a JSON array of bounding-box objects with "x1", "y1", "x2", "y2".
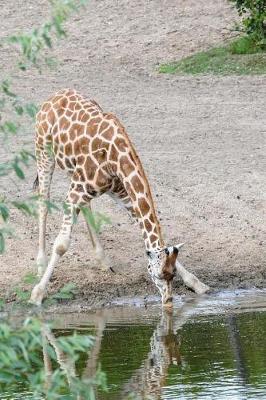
[{"x1": 30, "y1": 201, "x2": 77, "y2": 306}]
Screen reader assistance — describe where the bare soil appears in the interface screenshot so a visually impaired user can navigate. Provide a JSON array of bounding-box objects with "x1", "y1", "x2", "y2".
[{"x1": 0, "y1": 0, "x2": 265, "y2": 307}]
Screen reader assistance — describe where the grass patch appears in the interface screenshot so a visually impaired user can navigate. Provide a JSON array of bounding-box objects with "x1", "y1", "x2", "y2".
[{"x1": 159, "y1": 36, "x2": 266, "y2": 75}]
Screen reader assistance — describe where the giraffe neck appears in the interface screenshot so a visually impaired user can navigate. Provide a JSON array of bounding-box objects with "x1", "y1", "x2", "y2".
[{"x1": 111, "y1": 122, "x2": 164, "y2": 252}]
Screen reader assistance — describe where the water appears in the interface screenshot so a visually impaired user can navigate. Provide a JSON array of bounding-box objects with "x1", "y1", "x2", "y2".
[{"x1": 2, "y1": 289, "x2": 266, "y2": 399}]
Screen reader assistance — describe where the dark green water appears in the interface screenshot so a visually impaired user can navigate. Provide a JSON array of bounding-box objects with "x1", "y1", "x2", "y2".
[{"x1": 2, "y1": 290, "x2": 266, "y2": 399}]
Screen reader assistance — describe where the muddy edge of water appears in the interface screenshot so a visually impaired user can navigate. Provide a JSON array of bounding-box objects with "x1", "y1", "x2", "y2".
[{"x1": 3, "y1": 289, "x2": 266, "y2": 319}]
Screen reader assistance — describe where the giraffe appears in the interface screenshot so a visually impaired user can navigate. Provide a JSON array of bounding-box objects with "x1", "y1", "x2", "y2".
[{"x1": 30, "y1": 89, "x2": 209, "y2": 306}]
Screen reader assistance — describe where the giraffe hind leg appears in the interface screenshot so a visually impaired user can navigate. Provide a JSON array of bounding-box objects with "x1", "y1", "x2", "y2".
[
  {"x1": 83, "y1": 203, "x2": 114, "y2": 272},
  {"x1": 35, "y1": 151, "x2": 55, "y2": 277}
]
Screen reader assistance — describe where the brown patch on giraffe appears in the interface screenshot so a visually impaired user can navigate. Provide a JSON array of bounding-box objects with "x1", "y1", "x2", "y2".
[
  {"x1": 109, "y1": 144, "x2": 118, "y2": 162},
  {"x1": 75, "y1": 183, "x2": 84, "y2": 192},
  {"x1": 84, "y1": 158, "x2": 97, "y2": 180},
  {"x1": 66, "y1": 109, "x2": 73, "y2": 117},
  {"x1": 79, "y1": 137, "x2": 89, "y2": 153},
  {"x1": 47, "y1": 110, "x2": 55, "y2": 125},
  {"x1": 59, "y1": 116, "x2": 70, "y2": 131},
  {"x1": 37, "y1": 137, "x2": 44, "y2": 146},
  {"x1": 131, "y1": 175, "x2": 144, "y2": 193},
  {"x1": 149, "y1": 234, "x2": 158, "y2": 243},
  {"x1": 115, "y1": 137, "x2": 127, "y2": 152},
  {"x1": 65, "y1": 158, "x2": 73, "y2": 169},
  {"x1": 74, "y1": 141, "x2": 81, "y2": 155},
  {"x1": 60, "y1": 133, "x2": 68, "y2": 144},
  {"x1": 101, "y1": 126, "x2": 114, "y2": 141},
  {"x1": 65, "y1": 143, "x2": 73, "y2": 156},
  {"x1": 125, "y1": 181, "x2": 136, "y2": 201},
  {"x1": 90, "y1": 117, "x2": 102, "y2": 124},
  {"x1": 42, "y1": 102, "x2": 51, "y2": 112},
  {"x1": 57, "y1": 159, "x2": 65, "y2": 170},
  {"x1": 72, "y1": 112, "x2": 78, "y2": 121},
  {"x1": 37, "y1": 124, "x2": 45, "y2": 136},
  {"x1": 144, "y1": 219, "x2": 153, "y2": 232},
  {"x1": 74, "y1": 168, "x2": 86, "y2": 182},
  {"x1": 150, "y1": 213, "x2": 155, "y2": 223},
  {"x1": 52, "y1": 124, "x2": 59, "y2": 135},
  {"x1": 78, "y1": 110, "x2": 85, "y2": 120},
  {"x1": 120, "y1": 156, "x2": 135, "y2": 176},
  {"x1": 91, "y1": 137, "x2": 102, "y2": 152},
  {"x1": 99, "y1": 121, "x2": 109, "y2": 133},
  {"x1": 86, "y1": 123, "x2": 98, "y2": 137},
  {"x1": 68, "y1": 102, "x2": 75, "y2": 111},
  {"x1": 74, "y1": 103, "x2": 82, "y2": 111},
  {"x1": 41, "y1": 121, "x2": 49, "y2": 133},
  {"x1": 56, "y1": 108, "x2": 64, "y2": 117},
  {"x1": 69, "y1": 95, "x2": 77, "y2": 102},
  {"x1": 85, "y1": 183, "x2": 97, "y2": 195},
  {"x1": 60, "y1": 97, "x2": 68, "y2": 109},
  {"x1": 143, "y1": 231, "x2": 148, "y2": 239},
  {"x1": 77, "y1": 155, "x2": 85, "y2": 165},
  {"x1": 82, "y1": 194, "x2": 91, "y2": 202},
  {"x1": 81, "y1": 113, "x2": 90, "y2": 123},
  {"x1": 138, "y1": 197, "x2": 150, "y2": 216},
  {"x1": 94, "y1": 149, "x2": 107, "y2": 163},
  {"x1": 97, "y1": 169, "x2": 109, "y2": 187},
  {"x1": 69, "y1": 192, "x2": 79, "y2": 203}
]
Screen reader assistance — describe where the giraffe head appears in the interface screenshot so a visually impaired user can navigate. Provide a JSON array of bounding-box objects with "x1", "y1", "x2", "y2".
[{"x1": 147, "y1": 243, "x2": 184, "y2": 306}]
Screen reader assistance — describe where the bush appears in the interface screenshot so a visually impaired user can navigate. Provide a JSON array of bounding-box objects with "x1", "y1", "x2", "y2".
[{"x1": 230, "y1": 0, "x2": 266, "y2": 48}]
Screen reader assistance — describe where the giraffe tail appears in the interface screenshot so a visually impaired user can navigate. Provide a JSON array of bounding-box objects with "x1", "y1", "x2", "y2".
[{"x1": 33, "y1": 174, "x2": 39, "y2": 191}]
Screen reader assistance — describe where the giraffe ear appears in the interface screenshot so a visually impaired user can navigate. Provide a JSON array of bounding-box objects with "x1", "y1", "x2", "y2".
[{"x1": 174, "y1": 243, "x2": 185, "y2": 252}]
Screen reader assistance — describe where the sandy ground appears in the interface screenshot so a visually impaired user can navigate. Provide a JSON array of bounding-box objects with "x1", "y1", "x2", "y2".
[{"x1": 0, "y1": 0, "x2": 265, "y2": 306}]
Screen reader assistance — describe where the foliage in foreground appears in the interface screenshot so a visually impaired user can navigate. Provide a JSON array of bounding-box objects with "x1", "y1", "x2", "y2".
[
  {"x1": 229, "y1": 0, "x2": 266, "y2": 48},
  {"x1": 0, "y1": 317, "x2": 106, "y2": 399},
  {"x1": 159, "y1": 36, "x2": 266, "y2": 75},
  {"x1": 0, "y1": 0, "x2": 88, "y2": 253}
]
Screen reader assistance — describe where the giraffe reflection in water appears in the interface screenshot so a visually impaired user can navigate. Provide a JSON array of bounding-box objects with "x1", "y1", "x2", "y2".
[
  {"x1": 121, "y1": 309, "x2": 182, "y2": 400},
  {"x1": 41, "y1": 301, "x2": 198, "y2": 400}
]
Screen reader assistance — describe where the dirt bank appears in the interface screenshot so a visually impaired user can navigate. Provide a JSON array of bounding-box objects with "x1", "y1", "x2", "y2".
[{"x1": 0, "y1": 0, "x2": 265, "y2": 306}]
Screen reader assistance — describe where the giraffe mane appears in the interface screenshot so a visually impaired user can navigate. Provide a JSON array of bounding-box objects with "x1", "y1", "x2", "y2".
[{"x1": 105, "y1": 112, "x2": 164, "y2": 247}]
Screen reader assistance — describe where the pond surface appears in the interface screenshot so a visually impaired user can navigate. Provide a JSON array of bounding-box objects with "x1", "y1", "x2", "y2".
[{"x1": 2, "y1": 289, "x2": 266, "y2": 399}]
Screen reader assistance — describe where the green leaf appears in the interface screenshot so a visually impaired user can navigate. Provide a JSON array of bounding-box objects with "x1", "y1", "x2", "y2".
[
  {"x1": 0, "y1": 203, "x2": 9, "y2": 222},
  {"x1": 25, "y1": 103, "x2": 38, "y2": 119},
  {"x1": 12, "y1": 162, "x2": 25, "y2": 179},
  {"x1": 0, "y1": 232, "x2": 5, "y2": 254}
]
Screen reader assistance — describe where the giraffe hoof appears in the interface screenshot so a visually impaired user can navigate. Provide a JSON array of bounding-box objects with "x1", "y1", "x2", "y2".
[
  {"x1": 29, "y1": 284, "x2": 45, "y2": 306},
  {"x1": 195, "y1": 282, "x2": 210, "y2": 295}
]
